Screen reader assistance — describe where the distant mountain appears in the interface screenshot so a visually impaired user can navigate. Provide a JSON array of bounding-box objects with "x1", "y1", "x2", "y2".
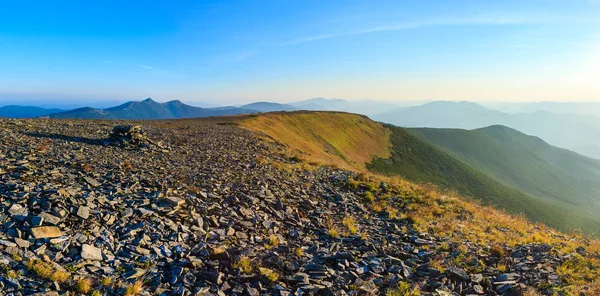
[
  {"x1": 239, "y1": 102, "x2": 296, "y2": 112},
  {"x1": 291, "y1": 98, "x2": 401, "y2": 116},
  {"x1": 410, "y1": 125, "x2": 600, "y2": 217},
  {"x1": 49, "y1": 98, "x2": 257, "y2": 120},
  {"x1": 0, "y1": 105, "x2": 64, "y2": 118},
  {"x1": 375, "y1": 101, "x2": 600, "y2": 159},
  {"x1": 483, "y1": 101, "x2": 600, "y2": 117},
  {"x1": 376, "y1": 101, "x2": 509, "y2": 129}
]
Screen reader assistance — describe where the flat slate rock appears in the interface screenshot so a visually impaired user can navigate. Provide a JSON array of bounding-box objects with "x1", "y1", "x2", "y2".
[{"x1": 30, "y1": 226, "x2": 63, "y2": 239}]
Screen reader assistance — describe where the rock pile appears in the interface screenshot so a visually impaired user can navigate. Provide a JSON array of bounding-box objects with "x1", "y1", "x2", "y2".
[
  {"x1": 0, "y1": 117, "x2": 594, "y2": 295},
  {"x1": 108, "y1": 125, "x2": 150, "y2": 148}
]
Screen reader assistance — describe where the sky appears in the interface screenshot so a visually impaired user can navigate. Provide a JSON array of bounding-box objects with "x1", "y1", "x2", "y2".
[{"x1": 0, "y1": 0, "x2": 599, "y2": 105}]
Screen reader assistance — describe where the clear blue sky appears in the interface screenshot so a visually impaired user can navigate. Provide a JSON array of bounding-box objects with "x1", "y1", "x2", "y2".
[{"x1": 0, "y1": 0, "x2": 599, "y2": 105}]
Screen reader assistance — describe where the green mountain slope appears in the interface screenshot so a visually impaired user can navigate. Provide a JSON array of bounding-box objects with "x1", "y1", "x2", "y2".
[
  {"x1": 409, "y1": 125, "x2": 600, "y2": 215},
  {"x1": 368, "y1": 124, "x2": 600, "y2": 235}
]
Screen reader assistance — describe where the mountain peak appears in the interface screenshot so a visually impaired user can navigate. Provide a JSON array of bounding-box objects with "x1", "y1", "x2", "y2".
[{"x1": 142, "y1": 98, "x2": 155, "y2": 103}]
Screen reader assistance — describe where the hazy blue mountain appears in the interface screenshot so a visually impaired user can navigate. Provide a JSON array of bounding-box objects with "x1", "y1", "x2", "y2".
[
  {"x1": 376, "y1": 101, "x2": 510, "y2": 129},
  {"x1": 410, "y1": 125, "x2": 600, "y2": 218},
  {"x1": 0, "y1": 105, "x2": 63, "y2": 118},
  {"x1": 291, "y1": 98, "x2": 402, "y2": 116},
  {"x1": 49, "y1": 98, "x2": 258, "y2": 120},
  {"x1": 483, "y1": 101, "x2": 600, "y2": 117},
  {"x1": 239, "y1": 102, "x2": 296, "y2": 112},
  {"x1": 375, "y1": 101, "x2": 600, "y2": 159}
]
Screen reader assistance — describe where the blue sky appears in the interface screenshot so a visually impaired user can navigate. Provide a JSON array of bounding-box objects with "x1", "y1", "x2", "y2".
[{"x1": 0, "y1": 0, "x2": 599, "y2": 105}]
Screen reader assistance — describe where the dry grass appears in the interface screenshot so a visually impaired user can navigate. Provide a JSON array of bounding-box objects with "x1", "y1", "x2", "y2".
[
  {"x1": 233, "y1": 256, "x2": 254, "y2": 274},
  {"x1": 259, "y1": 267, "x2": 279, "y2": 282},
  {"x1": 325, "y1": 217, "x2": 340, "y2": 238},
  {"x1": 386, "y1": 282, "x2": 421, "y2": 296},
  {"x1": 100, "y1": 276, "x2": 113, "y2": 287},
  {"x1": 294, "y1": 247, "x2": 304, "y2": 258},
  {"x1": 264, "y1": 234, "x2": 280, "y2": 250},
  {"x1": 343, "y1": 216, "x2": 359, "y2": 235},
  {"x1": 25, "y1": 260, "x2": 69, "y2": 283},
  {"x1": 124, "y1": 280, "x2": 144, "y2": 296},
  {"x1": 75, "y1": 277, "x2": 92, "y2": 294},
  {"x1": 241, "y1": 112, "x2": 391, "y2": 171}
]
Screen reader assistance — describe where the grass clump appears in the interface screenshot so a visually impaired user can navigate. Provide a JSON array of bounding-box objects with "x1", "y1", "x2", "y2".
[
  {"x1": 328, "y1": 227, "x2": 340, "y2": 238},
  {"x1": 124, "y1": 280, "x2": 144, "y2": 296},
  {"x1": 259, "y1": 267, "x2": 279, "y2": 282},
  {"x1": 100, "y1": 276, "x2": 113, "y2": 287},
  {"x1": 490, "y1": 244, "x2": 505, "y2": 258},
  {"x1": 265, "y1": 234, "x2": 280, "y2": 250},
  {"x1": 386, "y1": 282, "x2": 421, "y2": 296},
  {"x1": 233, "y1": 256, "x2": 254, "y2": 274},
  {"x1": 25, "y1": 260, "x2": 69, "y2": 283},
  {"x1": 342, "y1": 216, "x2": 359, "y2": 235},
  {"x1": 75, "y1": 277, "x2": 92, "y2": 294},
  {"x1": 363, "y1": 191, "x2": 375, "y2": 204}
]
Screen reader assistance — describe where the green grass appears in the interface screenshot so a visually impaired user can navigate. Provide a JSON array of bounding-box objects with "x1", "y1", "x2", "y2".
[{"x1": 368, "y1": 124, "x2": 600, "y2": 235}]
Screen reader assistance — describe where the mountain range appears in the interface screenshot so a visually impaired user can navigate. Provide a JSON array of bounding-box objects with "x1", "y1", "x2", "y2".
[
  {"x1": 3, "y1": 97, "x2": 600, "y2": 160},
  {"x1": 0, "y1": 105, "x2": 64, "y2": 118},
  {"x1": 48, "y1": 98, "x2": 257, "y2": 120},
  {"x1": 375, "y1": 101, "x2": 600, "y2": 159}
]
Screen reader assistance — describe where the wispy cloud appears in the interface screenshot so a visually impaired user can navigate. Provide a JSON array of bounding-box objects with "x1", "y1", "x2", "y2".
[
  {"x1": 226, "y1": 50, "x2": 260, "y2": 62},
  {"x1": 137, "y1": 64, "x2": 155, "y2": 70},
  {"x1": 281, "y1": 16, "x2": 533, "y2": 46}
]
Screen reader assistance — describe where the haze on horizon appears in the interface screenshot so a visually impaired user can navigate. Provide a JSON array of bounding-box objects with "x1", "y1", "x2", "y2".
[{"x1": 1, "y1": 0, "x2": 599, "y2": 105}]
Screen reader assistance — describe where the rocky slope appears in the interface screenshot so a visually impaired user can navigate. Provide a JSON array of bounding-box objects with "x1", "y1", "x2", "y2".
[{"x1": 0, "y1": 116, "x2": 598, "y2": 295}]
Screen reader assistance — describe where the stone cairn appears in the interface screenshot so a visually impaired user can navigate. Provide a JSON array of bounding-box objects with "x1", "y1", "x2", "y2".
[{"x1": 108, "y1": 125, "x2": 151, "y2": 148}]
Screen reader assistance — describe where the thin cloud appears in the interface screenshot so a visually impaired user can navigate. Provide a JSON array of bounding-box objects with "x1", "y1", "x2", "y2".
[
  {"x1": 281, "y1": 16, "x2": 533, "y2": 46},
  {"x1": 138, "y1": 64, "x2": 155, "y2": 70},
  {"x1": 227, "y1": 50, "x2": 260, "y2": 62}
]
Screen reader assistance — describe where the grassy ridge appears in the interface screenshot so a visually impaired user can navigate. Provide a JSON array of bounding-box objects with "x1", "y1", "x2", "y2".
[
  {"x1": 368, "y1": 125, "x2": 600, "y2": 235},
  {"x1": 241, "y1": 112, "x2": 391, "y2": 171}
]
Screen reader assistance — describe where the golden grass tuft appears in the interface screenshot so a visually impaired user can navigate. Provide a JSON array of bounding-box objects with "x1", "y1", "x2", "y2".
[
  {"x1": 233, "y1": 256, "x2": 254, "y2": 274},
  {"x1": 124, "y1": 280, "x2": 144, "y2": 296},
  {"x1": 100, "y1": 276, "x2": 113, "y2": 287},
  {"x1": 294, "y1": 247, "x2": 304, "y2": 258},
  {"x1": 259, "y1": 267, "x2": 279, "y2": 282},
  {"x1": 25, "y1": 260, "x2": 69, "y2": 283},
  {"x1": 386, "y1": 282, "x2": 421, "y2": 296},
  {"x1": 343, "y1": 216, "x2": 359, "y2": 235},
  {"x1": 75, "y1": 277, "x2": 92, "y2": 294}
]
